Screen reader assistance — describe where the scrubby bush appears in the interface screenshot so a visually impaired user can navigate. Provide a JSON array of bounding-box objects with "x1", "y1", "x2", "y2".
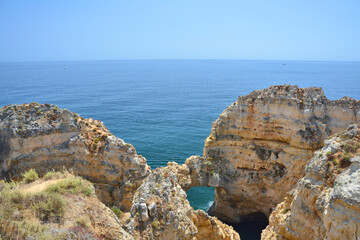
[
  {"x1": 44, "y1": 171, "x2": 63, "y2": 180},
  {"x1": 22, "y1": 169, "x2": 39, "y2": 183},
  {"x1": 35, "y1": 193, "x2": 65, "y2": 222},
  {"x1": 111, "y1": 206, "x2": 122, "y2": 217},
  {"x1": 342, "y1": 152, "x2": 351, "y2": 162},
  {"x1": 45, "y1": 177, "x2": 93, "y2": 196},
  {"x1": 76, "y1": 216, "x2": 90, "y2": 227},
  {"x1": 152, "y1": 219, "x2": 160, "y2": 229}
]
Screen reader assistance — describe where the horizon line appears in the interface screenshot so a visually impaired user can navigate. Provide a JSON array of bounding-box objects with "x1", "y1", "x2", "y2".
[{"x1": 1, "y1": 58, "x2": 360, "y2": 64}]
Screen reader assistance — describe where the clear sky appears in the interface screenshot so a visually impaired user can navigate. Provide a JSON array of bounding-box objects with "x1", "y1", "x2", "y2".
[{"x1": 0, "y1": 0, "x2": 359, "y2": 62}]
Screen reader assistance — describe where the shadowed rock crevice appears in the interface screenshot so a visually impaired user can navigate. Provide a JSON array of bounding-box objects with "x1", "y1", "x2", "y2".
[{"x1": 0, "y1": 129, "x2": 11, "y2": 178}]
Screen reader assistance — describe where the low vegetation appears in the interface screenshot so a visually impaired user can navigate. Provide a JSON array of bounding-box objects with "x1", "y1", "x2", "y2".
[
  {"x1": 0, "y1": 169, "x2": 95, "y2": 239},
  {"x1": 323, "y1": 131, "x2": 360, "y2": 185},
  {"x1": 111, "y1": 206, "x2": 123, "y2": 217},
  {"x1": 76, "y1": 216, "x2": 90, "y2": 227},
  {"x1": 22, "y1": 168, "x2": 39, "y2": 183},
  {"x1": 45, "y1": 177, "x2": 93, "y2": 196}
]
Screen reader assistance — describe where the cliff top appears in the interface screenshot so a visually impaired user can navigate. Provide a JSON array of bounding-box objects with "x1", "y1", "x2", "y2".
[
  {"x1": 237, "y1": 85, "x2": 360, "y2": 107},
  {"x1": 0, "y1": 169, "x2": 131, "y2": 239}
]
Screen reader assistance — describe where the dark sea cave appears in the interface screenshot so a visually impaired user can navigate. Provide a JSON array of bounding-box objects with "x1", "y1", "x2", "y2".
[{"x1": 225, "y1": 216, "x2": 269, "y2": 240}]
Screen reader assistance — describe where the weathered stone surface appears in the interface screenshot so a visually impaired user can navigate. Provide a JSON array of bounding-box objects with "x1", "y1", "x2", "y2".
[
  {"x1": 0, "y1": 103, "x2": 239, "y2": 240},
  {"x1": 0, "y1": 103, "x2": 151, "y2": 210},
  {"x1": 262, "y1": 124, "x2": 360, "y2": 240},
  {"x1": 196, "y1": 85, "x2": 360, "y2": 222},
  {"x1": 127, "y1": 165, "x2": 240, "y2": 240}
]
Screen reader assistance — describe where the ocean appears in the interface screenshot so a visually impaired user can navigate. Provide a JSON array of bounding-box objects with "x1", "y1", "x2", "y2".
[{"x1": 1, "y1": 59, "x2": 360, "y2": 239}]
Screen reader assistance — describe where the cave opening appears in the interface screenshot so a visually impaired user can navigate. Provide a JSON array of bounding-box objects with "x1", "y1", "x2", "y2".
[
  {"x1": 224, "y1": 212, "x2": 269, "y2": 240},
  {"x1": 186, "y1": 186, "x2": 268, "y2": 240}
]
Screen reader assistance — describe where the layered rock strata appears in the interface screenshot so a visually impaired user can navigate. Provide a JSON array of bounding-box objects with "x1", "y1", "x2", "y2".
[
  {"x1": 0, "y1": 103, "x2": 240, "y2": 239},
  {"x1": 262, "y1": 124, "x2": 360, "y2": 240},
  {"x1": 0, "y1": 103, "x2": 150, "y2": 210},
  {"x1": 198, "y1": 85, "x2": 360, "y2": 222},
  {"x1": 126, "y1": 165, "x2": 240, "y2": 240}
]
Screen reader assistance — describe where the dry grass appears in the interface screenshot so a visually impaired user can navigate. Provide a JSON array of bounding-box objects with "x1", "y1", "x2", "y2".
[
  {"x1": 0, "y1": 169, "x2": 95, "y2": 239},
  {"x1": 323, "y1": 131, "x2": 360, "y2": 185},
  {"x1": 22, "y1": 168, "x2": 39, "y2": 183}
]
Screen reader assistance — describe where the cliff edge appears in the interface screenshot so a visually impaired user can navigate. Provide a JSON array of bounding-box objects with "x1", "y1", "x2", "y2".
[
  {"x1": 0, "y1": 103, "x2": 239, "y2": 239},
  {"x1": 0, "y1": 103, "x2": 150, "y2": 211},
  {"x1": 262, "y1": 124, "x2": 360, "y2": 240},
  {"x1": 186, "y1": 85, "x2": 360, "y2": 223}
]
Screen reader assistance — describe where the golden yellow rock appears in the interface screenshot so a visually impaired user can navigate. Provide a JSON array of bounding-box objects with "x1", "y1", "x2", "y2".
[
  {"x1": 126, "y1": 165, "x2": 240, "y2": 240},
  {"x1": 262, "y1": 124, "x2": 360, "y2": 240},
  {"x1": 196, "y1": 85, "x2": 360, "y2": 222}
]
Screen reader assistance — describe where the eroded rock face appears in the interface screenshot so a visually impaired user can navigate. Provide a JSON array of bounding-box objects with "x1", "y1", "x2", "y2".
[
  {"x1": 199, "y1": 85, "x2": 360, "y2": 222},
  {"x1": 127, "y1": 165, "x2": 240, "y2": 240},
  {"x1": 0, "y1": 103, "x2": 151, "y2": 210},
  {"x1": 262, "y1": 124, "x2": 360, "y2": 240}
]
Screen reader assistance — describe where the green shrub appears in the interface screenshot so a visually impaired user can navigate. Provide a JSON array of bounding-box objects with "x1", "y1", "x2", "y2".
[
  {"x1": 0, "y1": 190, "x2": 65, "y2": 224},
  {"x1": 342, "y1": 152, "x2": 351, "y2": 162},
  {"x1": 44, "y1": 171, "x2": 63, "y2": 180},
  {"x1": 9, "y1": 190, "x2": 24, "y2": 204},
  {"x1": 16, "y1": 220, "x2": 50, "y2": 239},
  {"x1": 281, "y1": 208, "x2": 290, "y2": 214},
  {"x1": 76, "y1": 216, "x2": 90, "y2": 227},
  {"x1": 341, "y1": 152, "x2": 352, "y2": 168},
  {"x1": 152, "y1": 219, "x2": 160, "y2": 229},
  {"x1": 22, "y1": 169, "x2": 39, "y2": 183},
  {"x1": 111, "y1": 206, "x2": 122, "y2": 217},
  {"x1": 45, "y1": 177, "x2": 93, "y2": 196},
  {"x1": 204, "y1": 161, "x2": 212, "y2": 166},
  {"x1": 35, "y1": 193, "x2": 65, "y2": 221}
]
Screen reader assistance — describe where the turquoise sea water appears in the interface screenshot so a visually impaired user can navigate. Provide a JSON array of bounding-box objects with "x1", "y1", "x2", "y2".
[{"x1": 1, "y1": 60, "x2": 360, "y2": 239}]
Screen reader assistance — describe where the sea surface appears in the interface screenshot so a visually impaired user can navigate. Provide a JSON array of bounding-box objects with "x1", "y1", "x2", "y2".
[{"x1": 1, "y1": 60, "x2": 360, "y2": 239}]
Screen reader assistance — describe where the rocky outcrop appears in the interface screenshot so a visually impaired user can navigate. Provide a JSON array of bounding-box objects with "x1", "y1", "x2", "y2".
[
  {"x1": 192, "y1": 85, "x2": 360, "y2": 223},
  {"x1": 0, "y1": 103, "x2": 240, "y2": 240},
  {"x1": 262, "y1": 124, "x2": 360, "y2": 240},
  {"x1": 126, "y1": 164, "x2": 240, "y2": 240},
  {"x1": 0, "y1": 103, "x2": 150, "y2": 210},
  {"x1": 2, "y1": 85, "x2": 359, "y2": 239}
]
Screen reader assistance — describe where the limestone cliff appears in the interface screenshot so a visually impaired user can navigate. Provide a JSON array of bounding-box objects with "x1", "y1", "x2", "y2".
[
  {"x1": 126, "y1": 164, "x2": 240, "y2": 240},
  {"x1": 0, "y1": 103, "x2": 150, "y2": 210},
  {"x1": 262, "y1": 124, "x2": 360, "y2": 240},
  {"x1": 0, "y1": 103, "x2": 240, "y2": 240},
  {"x1": 195, "y1": 85, "x2": 359, "y2": 222}
]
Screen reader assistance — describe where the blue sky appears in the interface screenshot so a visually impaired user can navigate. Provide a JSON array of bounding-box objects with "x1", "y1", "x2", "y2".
[{"x1": 0, "y1": 0, "x2": 359, "y2": 61}]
